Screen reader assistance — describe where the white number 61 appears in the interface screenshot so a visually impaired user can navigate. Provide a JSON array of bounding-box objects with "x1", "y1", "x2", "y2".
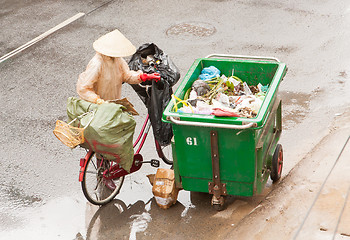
[{"x1": 186, "y1": 137, "x2": 198, "y2": 146}]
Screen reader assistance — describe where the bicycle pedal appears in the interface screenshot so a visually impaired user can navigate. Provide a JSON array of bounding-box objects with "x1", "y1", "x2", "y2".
[{"x1": 151, "y1": 159, "x2": 160, "y2": 168}]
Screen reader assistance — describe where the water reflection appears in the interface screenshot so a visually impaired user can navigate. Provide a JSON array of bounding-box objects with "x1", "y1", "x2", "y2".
[
  {"x1": 82, "y1": 193, "x2": 204, "y2": 240},
  {"x1": 81, "y1": 187, "x2": 272, "y2": 240},
  {"x1": 84, "y1": 199, "x2": 143, "y2": 240}
]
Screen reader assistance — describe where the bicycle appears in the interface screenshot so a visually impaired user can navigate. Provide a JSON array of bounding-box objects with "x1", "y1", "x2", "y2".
[
  {"x1": 78, "y1": 43, "x2": 179, "y2": 206},
  {"x1": 78, "y1": 113, "x2": 173, "y2": 206}
]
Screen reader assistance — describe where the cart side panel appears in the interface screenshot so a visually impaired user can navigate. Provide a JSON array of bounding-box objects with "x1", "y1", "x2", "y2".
[
  {"x1": 173, "y1": 125, "x2": 257, "y2": 196},
  {"x1": 254, "y1": 97, "x2": 282, "y2": 194}
]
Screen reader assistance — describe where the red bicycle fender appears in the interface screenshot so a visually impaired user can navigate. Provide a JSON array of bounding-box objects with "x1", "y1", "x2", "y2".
[{"x1": 79, "y1": 151, "x2": 93, "y2": 182}]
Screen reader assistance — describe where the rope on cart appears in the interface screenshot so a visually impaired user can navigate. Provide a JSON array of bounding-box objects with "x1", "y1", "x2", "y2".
[{"x1": 293, "y1": 135, "x2": 350, "y2": 240}]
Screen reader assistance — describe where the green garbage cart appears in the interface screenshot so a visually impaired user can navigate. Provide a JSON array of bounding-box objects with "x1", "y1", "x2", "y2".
[{"x1": 162, "y1": 54, "x2": 287, "y2": 209}]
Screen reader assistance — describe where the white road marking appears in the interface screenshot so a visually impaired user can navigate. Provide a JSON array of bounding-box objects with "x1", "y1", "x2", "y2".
[{"x1": 0, "y1": 12, "x2": 85, "y2": 63}]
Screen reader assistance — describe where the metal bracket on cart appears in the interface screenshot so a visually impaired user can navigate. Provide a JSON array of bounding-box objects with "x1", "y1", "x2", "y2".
[{"x1": 209, "y1": 130, "x2": 227, "y2": 210}]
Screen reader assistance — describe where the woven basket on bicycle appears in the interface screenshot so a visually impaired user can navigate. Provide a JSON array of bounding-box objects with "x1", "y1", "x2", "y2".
[
  {"x1": 53, "y1": 120, "x2": 85, "y2": 148},
  {"x1": 53, "y1": 110, "x2": 95, "y2": 149}
]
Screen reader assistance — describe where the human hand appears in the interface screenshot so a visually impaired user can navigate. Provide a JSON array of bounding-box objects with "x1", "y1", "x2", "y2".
[
  {"x1": 139, "y1": 73, "x2": 161, "y2": 82},
  {"x1": 96, "y1": 98, "x2": 105, "y2": 104}
]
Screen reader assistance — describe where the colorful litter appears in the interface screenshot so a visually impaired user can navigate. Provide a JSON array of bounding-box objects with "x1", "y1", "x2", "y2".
[{"x1": 172, "y1": 66, "x2": 269, "y2": 118}]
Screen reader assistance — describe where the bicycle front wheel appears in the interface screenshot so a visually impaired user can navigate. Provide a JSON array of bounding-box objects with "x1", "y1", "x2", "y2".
[{"x1": 81, "y1": 153, "x2": 124, "y2": 205}]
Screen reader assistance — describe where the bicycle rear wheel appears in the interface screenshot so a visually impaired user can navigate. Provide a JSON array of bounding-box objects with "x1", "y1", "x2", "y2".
[
  {"x1": 81, "y1": 153, "x2": 124, "y2": 205},
  {"x1": 155, "y1": 140, "x2": 173, "y2": 165}
]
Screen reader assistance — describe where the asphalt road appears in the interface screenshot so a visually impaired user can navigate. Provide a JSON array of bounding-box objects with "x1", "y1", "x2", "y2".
[{"x1": 1, "y1": 0, "x2": 350, "y2": 239}]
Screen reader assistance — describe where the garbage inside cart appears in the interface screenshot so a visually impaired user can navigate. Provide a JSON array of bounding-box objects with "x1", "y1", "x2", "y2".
[{"x1": 172, "y1": 66, "x2": 270, "y2": 118}]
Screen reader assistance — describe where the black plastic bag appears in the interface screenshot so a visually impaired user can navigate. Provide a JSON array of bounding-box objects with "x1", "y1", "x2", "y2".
[{"x1": 128, "y1": 43, "x2": 180, "y2": 146}]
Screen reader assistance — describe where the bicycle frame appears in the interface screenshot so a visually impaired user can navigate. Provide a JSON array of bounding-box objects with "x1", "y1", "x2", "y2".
[{"x1": 79, "y1": 114, "x2": 153, "y2": 182}]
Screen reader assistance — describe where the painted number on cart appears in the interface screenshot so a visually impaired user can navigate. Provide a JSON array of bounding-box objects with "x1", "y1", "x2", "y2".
[{"x1": 186, "y1": 137, "x2": 198, "y2": 146}]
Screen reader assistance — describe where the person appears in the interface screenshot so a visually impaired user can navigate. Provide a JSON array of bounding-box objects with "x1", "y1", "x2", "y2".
[{"x1": 76, "y1": 29, "x2": 160, "y2": 104}]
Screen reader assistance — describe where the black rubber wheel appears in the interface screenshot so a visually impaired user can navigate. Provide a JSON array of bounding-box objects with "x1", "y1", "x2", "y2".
[
  {"x1": 213, "y1": 203, "x2": 225, "y2": 211},
  {"x1": 82, "y1": 153, "x2": 124, "y2": 205},
  {"x1": 211, "y1": 195, "x2": 226, "y2": 211},
  {"x1": 155, "y1": 139, "x2": 173, "y2": 165},
  {"x1": 270, "y1": 144, "x2": 283, "y2": 183}
]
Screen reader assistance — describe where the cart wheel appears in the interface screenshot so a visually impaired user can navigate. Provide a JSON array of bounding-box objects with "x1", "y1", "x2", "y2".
[
  {"x1": 270, "y1": 144, "x2": 283, "y2": 183},
  {"x1": 211, "y1": 195, "x2": 225, "y2": 211},
  {"x1": 213, "y1": 203, "x2": 225, "y2": 211}
]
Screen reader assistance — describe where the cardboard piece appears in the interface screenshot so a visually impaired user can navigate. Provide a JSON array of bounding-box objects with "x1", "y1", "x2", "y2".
[
  {"x1": 151, "y1": 169, "x2": 179, "y2": 209},
  {"x1": 109, "y1": 98, "x2": 139, "y2": 115}
]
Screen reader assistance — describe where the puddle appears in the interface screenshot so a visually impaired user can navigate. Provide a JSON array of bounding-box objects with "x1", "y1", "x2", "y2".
[
  {"x1": 0, "y1": 184, "x2": 44, "y2": 232},
  {"x1": 0, "y1": 184, "x2": 42, "y2": 210},
  {"x1": 280, "y1": 91, "x2": 312, "y2": 129},
  {"x1": 0, "y1": 197, "x2": 86, "y2": 240},
  {"x1": 177, "y1": 191, "x2": 196, "y2": 218}
]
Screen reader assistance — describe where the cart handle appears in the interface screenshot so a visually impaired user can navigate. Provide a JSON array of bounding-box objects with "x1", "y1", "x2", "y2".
[
  {"x1": 205, "y1": 54, "x2": 280, "y2": 63},
  {"x1": 167, "y1": 116, "x2": 257, "y2": 129}
]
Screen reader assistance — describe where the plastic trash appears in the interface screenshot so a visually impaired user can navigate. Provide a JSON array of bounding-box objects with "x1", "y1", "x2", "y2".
[
  {"x1": 192, "y1": 80, "x2": 211, "y2": 96},
  {"x1": 243, "y1": 82, "x2": 253, "y2": 95},
  {"x1": 234, "y1": 95, "x2": 263, "y2": 117},
  {"x1": 189, "y1": 90, "x2": 198, "y2": 100},
  {"x1": 249, "y1": 97, "x2": 263, "y2": 114},
  {"x1": 216, "y1": 93, "x2": 230, "y2": 107},
  {"x1": 211, "y1": 108, "x2": 241, "y2": 117},
  {"x1": 177, "y1": 106, "x2": 194, "y2": 114},
  {"x1": 199, "y1": 66, "x2": 221, "y2": 80},
  {"x1": 128, "y1": 43, "x2": 180, "y2": 146},
  {"x1": 258, "y1": 83, "x2": 269, "y2": 93},
  {"x1": 177, "y1": 100, "x2": 213, "y2": 115}
]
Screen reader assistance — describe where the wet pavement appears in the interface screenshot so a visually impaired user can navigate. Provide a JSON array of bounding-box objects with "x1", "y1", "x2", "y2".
[
  {"x1": 224, "y1": 111, "x2": 350, "y2": 240},
  {"x1": 1, "y1": 0, "x2": 350, "y2": 239}
]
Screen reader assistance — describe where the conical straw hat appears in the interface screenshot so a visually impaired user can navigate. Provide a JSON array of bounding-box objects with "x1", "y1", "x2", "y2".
[{"x1": 93, "y1": 29, "x2": 136, "y2": 57}]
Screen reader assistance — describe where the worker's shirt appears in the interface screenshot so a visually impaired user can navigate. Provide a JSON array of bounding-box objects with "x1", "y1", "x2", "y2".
[{"x1": 77, "y1": 53, "x2": 142, "y2": 103}]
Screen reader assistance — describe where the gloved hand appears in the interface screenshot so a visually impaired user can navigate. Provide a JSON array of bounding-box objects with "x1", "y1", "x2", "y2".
[
  {"x1": 140, "y1": 73, "x2": 161, "y2": 82},
  {"x1": 96, "y1": 98, "x2": 105, "y2": 105}
]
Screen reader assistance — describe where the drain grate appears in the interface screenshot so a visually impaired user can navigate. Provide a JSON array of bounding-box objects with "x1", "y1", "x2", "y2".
[{"x1": 166, "y1": 22, "x2": 216, "y2": 37}]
